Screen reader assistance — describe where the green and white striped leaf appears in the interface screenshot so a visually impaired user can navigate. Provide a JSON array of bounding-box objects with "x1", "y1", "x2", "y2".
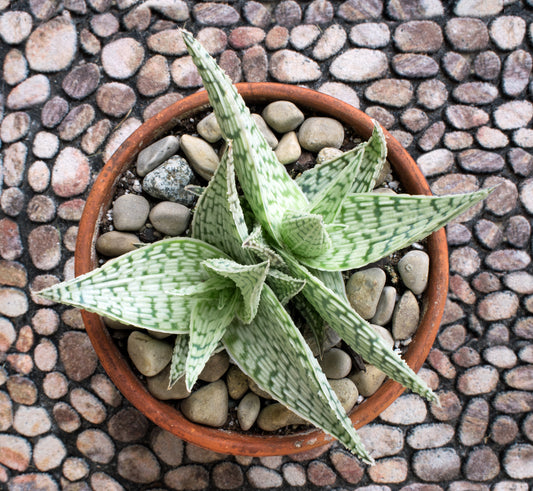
[
  {"x1": 291, "y1": 294, "x2": 327, "y2": 355},
  {"x1": 185, "y1": 294, "x2": 238, "y2": 390},
  {"x1": 169, "y1": 334, "x2": 189, "y2": 388},
  {"x1": 281, "y1": 253, "x2": 438, "y2": 402},
  {"x1": 182, "y1": 30, "x2": 309, "y2": 244},
  {"x1": 351, "y1": 122, "x2": 387, "y2": 193},
  {"x1": 37, "y1": 238, "x2": 226, "y2": 333},
  {"x1": 296, "y1": 122, "x2": 387, "y2": 201},
  {"x1": 280, "y1": 210, "x2": 332, "y2": 258},
  {"x1": 223, "y1": 287, "x2": 373, "y2": 463},
  {"x1": 299, "y1": 190, "x2": 491, "y2": 271},
  {"x1": 307, "y1": 143, "x2": 364, "y2": 223},
  {"x1": 309, "y1": 267, "x2": 348, "y2": 304},
  {"x1": 167, "y1": 276, "x2": 233, "y2": 299},
  {"x1": 191, "y1": 144, "x2": 252, "y2": 264},
  {"x1": 265, "y1": 269, "x2": 305, "y2": 305},
  {"x1": 243, "y1": 224, "x2": 286, "y2": 269},
  {"x1": 202, "y1": 258, "x2": 269, "y2": 323}
]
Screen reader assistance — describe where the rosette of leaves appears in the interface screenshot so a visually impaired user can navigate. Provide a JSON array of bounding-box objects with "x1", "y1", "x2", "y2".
[{"x1": 39, "y1": 31, "x2": 490, "y2": 464}]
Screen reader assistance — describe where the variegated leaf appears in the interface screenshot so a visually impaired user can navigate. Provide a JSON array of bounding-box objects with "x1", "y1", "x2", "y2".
[
  {"x1": 169, "y1": 334, "x2": 189, "y2": 388},
  {"x1": 299, "y1": 190, "x2": 491, "y2": 271},
  {"x1": 223, "y1": 287, "x2": 373, "y2": 463},
  {"x1": 309, "y1": 268, "x2": 348, "y2": 304},
  {"x1": 265, "y1": 269, "x2": 305, "y2": 305},
  {"x1": 280, "y1": 210, "x2": 331, "y2": 258},
  {"x1": 308, "y1": 142, "x2": 364, "y2": 223},
  {"x1": 167, "y1": 276, "x2": 233, "y2": 299},
  {"x1": 185, "y1": 293, "x2": 238, "y2": 390},
  {"x1": 281, "y1": 253, "x2": 438, "y2": 402},
  {"x1": 202, "y1": 258, "x2": 269, "y2": 323},
  {"x1": 351, "y1": 122, "x2": 387, "y2": 193},
  {"x1": 296, "y1": 122, "x2": 387, "y2": 201},
  {"x1": 182, "y1": 30, "x2": 309, "y2": 244},
  {"x1": 243, "y1": 224, "x2": 286, "y2": 269},
  {"x1": 291, "y1": 294, "x2": 327, "y2": 355},
  {"x1": 37, "y1": 238, "x2": 226, "y2": 333},
  {"x1": 191, "y1": 144, "x2": 253, "y2": 264}
]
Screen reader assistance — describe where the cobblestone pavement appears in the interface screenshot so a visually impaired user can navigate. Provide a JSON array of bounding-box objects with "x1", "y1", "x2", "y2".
[{"x1": 1, "y1": 0, "x2": 533, "y2": 489}]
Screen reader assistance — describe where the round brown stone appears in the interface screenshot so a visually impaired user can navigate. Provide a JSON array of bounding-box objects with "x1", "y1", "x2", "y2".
[
  {"x1": 117, "y1": 445, "x2": 160, "y2": 484},
  {"x1": 108, "y1": 408, "x2": 149, "y2": 442},
  {"x1": 59, "y1": 331, "x2": 98, "y2": 381}
]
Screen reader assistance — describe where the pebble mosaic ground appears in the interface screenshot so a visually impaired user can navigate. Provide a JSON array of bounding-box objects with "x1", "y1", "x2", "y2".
[{"x1": 1, "y1": 0, "x2": 533, "y2": 489}]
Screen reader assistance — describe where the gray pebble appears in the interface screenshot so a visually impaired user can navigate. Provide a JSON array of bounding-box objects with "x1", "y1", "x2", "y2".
[
  {"x1": 96, "y1": 231, "x2": 140, "y2": 257},
  {"x1": 103, "y1": 317, "x2": 132, "y2": 330},
  {"x1": 329, "y1": 378, "x2": 358, "y2": 413},
  {"x1": 350, "y1": 364, "x2": 387, "y2": 397},
  {"x1": 398, "y1": 250, "x2": 430, "y2": 294},
  {"x1": 112, "y1": 194, "x2": 150, "y2": 232},
  {"x1": 248, "y1": 378, "x2": 273, "y2": 399},
  {"x1": 226, "y1": 365, "x2": 249, "y2": 400},
  {"x1": 371, "y1": 286, "x2": 397, "y2": 326},
  {"x1": 136, "y1": 135, "x2": 180, "y2": 177},
  {"x1": 251, "y1": 113, "x2": 278, "y2": 148},
  {"x1": 181, "y1": 380, "x2": 228, "y2": 428},
  {"x1": 237, "y1": 392, "x2": 261, "y2": 431},
  {"x1": 180, "y1": 134, "x2": 220, "y2": 180},
  {"x1": 262, "y1": 101, "x2": 304, "y2": 133},
  {"x1": 197, "y1": 112, "x2": 222, "y2": 143},
  {"x1": 319, "y1": 348, "x2": 352, "y2": 379},
  {"x1": 346, "y1": 267, "x2": 386, "y2": 319},
  {"x1": 147, "y1": 366, "x2": 191, "y2": 400},
  {"x1": 256, "y1": 403, "x2": 306, "y2": 431},
  {"x1": 149, "y1": 201, "x2": 191, "y2": 236},
  {"x1": 298, "y1": 117, "x2": 344, "y2": 152},
  {"x1": 143, "y1": 155, "x2": 196, "y2": 205},
  {"x1": 198, "y1": 351, "x2": 230, "y2": 383},
  {"x1": 392, "y1": 290, "x2": 420, "y2": 341},
  {"x1": 274, "y1": 131, "x2": 301, "y2": 164},
  {"x1": 127, "y1": 331, "x2": 172, "y2": 377},
  {"x1": 316, "y1": 147, "x2": 343, "y2": 165}
]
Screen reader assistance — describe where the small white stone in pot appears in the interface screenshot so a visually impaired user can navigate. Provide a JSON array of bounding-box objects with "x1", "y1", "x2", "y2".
[
  {"x1": 198, "y1": 351, "x2": 230, "y2": 382},
  {"x1": 136, "y1": 135, "x2": 180, "y2": 177},
  {"x1": 371, "y1": 286, "x2": 397, "y2": 326},
  {"x1": 256, "y1": 403, "x2": 306, "y2": 431},
  {"x1": 127, "y1": 331, "x2": 173, "y2": 377},
  {"x1": 319, "y1": 348, "x2": 352, "y2": 379},
  {"x1": 237, "y1": 392, "x2": 261, "y2": 431},
  {"x1": 262, "y1": 101, "x2": 305, "y2": 133},
  {"x1": 147, "y1": 365, "x2": 191, "y2": 400},
  {"x1": 274, "y1": 131, "x2": 301, "y2": 165},
  {"x1": 181, "y1": 380, "x2": 228, "y2": 428},
  {"x1": 329, "y1": 378, "x2": 359, "y2": 413},
  {"x1": 298, "y1": 117, "x2": 344, "y2": 152},
  {"x1": 226, "y1": 365, "x2": 249, "y2": 400},
  {"x1": 346, "y1": 267, "x2": 386, "y2": 320},
  {"x1": 112, "y1": 194, "x2": 150, "y2": 231},
  {"x1": 149, "y1": 201, "x2": 191, "y2": 236},
  {"x1": 251, "y1": 114, "x2": 278, "y2": 149},
  {"x1": 96, "y1": 231, "x2": 140, "y2": 257},
  {"x1": 392, "y1": 290, "x2": 420, "y2": 341},
  {"x1": 180, "y1": 134, "x2": 220, "y2": 180},
  {"x1": 398, "y1": 250, "x2": 429, "y2": 295},
  {"x1": 197, "y1": 112, "x2": 222, "y2": 143},
  {"x1": 316, "y1": 147, "x2": 343, "y2": 165}
]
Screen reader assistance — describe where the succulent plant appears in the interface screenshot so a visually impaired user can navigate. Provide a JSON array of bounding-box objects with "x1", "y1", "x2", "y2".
[{"x1": 39, "y1": 31, "x2": 490, "y2": 464}]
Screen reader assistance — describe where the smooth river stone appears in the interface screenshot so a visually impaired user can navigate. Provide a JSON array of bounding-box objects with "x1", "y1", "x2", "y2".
[
  {"x1": 181, "y1": 380, "x2": 228, "y2": 428},
  {"x1": 392, "y1": 290, "x2": 420, "y2": 340},
  {"x1": 136, "y1": 135, "x2": 180, "y2": 177},
  {"x1": 127, "y1": 331, "x2": 172, "y2": 377},
  {"x1": 262, "y1": 101, "x2": 304, "y2": 133},
  {"x1": 346, "y1": 267, "x2": 386, "y2": 319},
  {"x1": 112, "y1": 194, "x2": 150, "y2": 232},
  {"x1": 96, "y1": 231, "x2": 140, "y2": 257},
  {"x1": 149, "y1": 201, "x2": 191, "y2": 236},
  {"x1": 398, "y1": 250, "x2": 430, "y2": 294},
  {"x1": 179, "y1": 134, "x2": 220, "y2": 180},
  {"x1": 298, "y1": 117, "x2": 344, "y2": 152}
]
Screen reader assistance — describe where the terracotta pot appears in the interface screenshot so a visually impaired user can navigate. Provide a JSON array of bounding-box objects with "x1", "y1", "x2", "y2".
[{"x1": 75, "y1": 83, "x2": 449, "y2": 457}]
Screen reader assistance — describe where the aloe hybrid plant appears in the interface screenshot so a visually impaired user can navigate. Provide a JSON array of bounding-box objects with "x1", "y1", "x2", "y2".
[{"x1": 39, "y1": 31, "x2": 490, "y2": 464}]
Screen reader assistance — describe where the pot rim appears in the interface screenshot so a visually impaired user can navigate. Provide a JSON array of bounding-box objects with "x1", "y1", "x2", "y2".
[{"x1": 75, "y1": 82, "x2": 449, "y2": 457}]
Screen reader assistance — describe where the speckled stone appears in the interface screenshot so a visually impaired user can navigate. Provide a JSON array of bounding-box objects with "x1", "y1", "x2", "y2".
[
  {"x1": 3, "y1": 48, "x2": 28, "y2": 86},
  {"x1": 318, "y1": 82, "x2": 360, "y2": 108},
  {"x1": 118, "y1": 446, "x2": 161, "y2": 485},
  {"x1": 59, "y1": 331, "x2": 98, "y2": 381},
  {"x1": 58, "y1": 104, "x2": 95, "y2": 141},
  {"x1": 491, "y1": 16, "x2": 526, "y2": 50},
  {"x1": 62, "y1": 63, "x2": 100, "y2": 100},
  {"x1": 350, "y1": 22, "x2": 389, "y2": 48},
  {"x1": 416, "y1": 79, "x2": 448, "y2": 110},
  {"x1": 0, "y1": 434, "x2": 31, "y2": 471},
  {"x1": 394, "y1": 21, "x2": 442, "y2": 52},
  {"x1": 380, "y1": 394, "x2": 427, "y2": 425},
  {"x1": 394, "y1": 54, "x2": 439, "y2": 78},
  {"x1": 330, "y1": 48, "x2": 387, "y2": 82},
  {"x1": 1, "y1": 112, "x2": 30, "y2": 143},
  {"x1": 101, "y1": 37, "x2": 144, "y2": 79},
  {"x1": 76, "y1": 429, "x2": 115, "y2": 464},
  {"x1": 503, "y1": 50, "x2": 532, "y2": 97},
  {"x1": 25, "y1": 15, "x2": 77, "y2": 72},
  {"x1": 41, "y1": 96, "x2": 68, "y2": 128},
  {"x1": 312, "y1": 24, "x2": 346, "y2": 61},
  {"x1": 446, "y1": 18, "x2": 489, "y2": 51},
  {"x1": 447, "y1": 105, "x2": 489, "y2": 129},
  {"x1": 495, "y1": 101, "x2": 533, "y2": 130},
  {"x1": 247, "y1": 466, "x2": 283, "y2": 488},
  {"x1": 193, "y1": 3, "x2": 240, "y2": 26},
  {"x1": 0, "y1": 11, "x2": 33, "y2": 44},
  {"x1": 96, "y1": 82, "x2": 136, "y2": 117},
  {"x1": 366, "y1": 79, "x2": 413, "y2": 107},
  {"x1": 503, "y1": 444, "x2": 533, "y2": 479},
  {"x1": 269, "y1": 50, "x2": 321, "y2": 83},
  {"x1": 7, "y1": 74, "x2": 50, "y2": 110}
]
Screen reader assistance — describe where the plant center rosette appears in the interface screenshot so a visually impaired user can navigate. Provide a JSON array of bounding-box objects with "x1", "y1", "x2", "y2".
[{"x1": 39, "y1": 31, "x2": 490, "y2": 464}]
